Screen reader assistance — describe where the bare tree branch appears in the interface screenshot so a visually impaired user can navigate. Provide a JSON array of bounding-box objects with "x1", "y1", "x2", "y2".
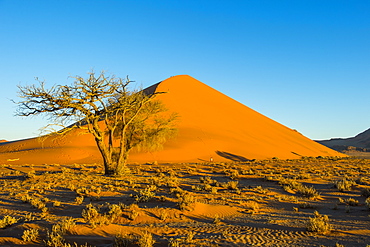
[{"x1": 14, "y1": 71, "x2": 178, "y2": 176}]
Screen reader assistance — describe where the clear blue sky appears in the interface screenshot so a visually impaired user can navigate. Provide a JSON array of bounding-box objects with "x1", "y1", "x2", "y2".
[{"x1": 0, "y1": 0, "x2": 369, "y2": 141}]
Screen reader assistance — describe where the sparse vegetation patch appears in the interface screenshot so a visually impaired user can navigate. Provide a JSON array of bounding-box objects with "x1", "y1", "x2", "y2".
[{"x1": 0, "y1": 158, "x2": 369, "y2": 246}]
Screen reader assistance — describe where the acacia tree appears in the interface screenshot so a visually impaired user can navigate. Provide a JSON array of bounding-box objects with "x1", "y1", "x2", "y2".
[{"x1": 15, "y1": 72, "x2": 177, "y2": 175}]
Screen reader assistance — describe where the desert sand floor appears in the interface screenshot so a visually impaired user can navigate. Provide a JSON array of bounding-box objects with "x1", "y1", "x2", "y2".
[{"x1": 0, "y1": 157, "x2": 369, "y2": 246}]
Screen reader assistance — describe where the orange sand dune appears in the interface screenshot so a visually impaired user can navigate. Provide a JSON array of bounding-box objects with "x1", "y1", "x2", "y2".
[{"x1": 0, "y1": 75, "x2": 345, "y2": 164}]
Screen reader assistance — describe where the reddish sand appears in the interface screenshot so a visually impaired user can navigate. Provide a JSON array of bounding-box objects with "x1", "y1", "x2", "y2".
[{"x1": 0, "y1": 75, "x2": 345, "y2": 164}]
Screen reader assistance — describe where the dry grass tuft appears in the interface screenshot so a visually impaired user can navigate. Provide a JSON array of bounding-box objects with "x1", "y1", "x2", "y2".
[{"x1": 306, "y1": 211, "x2": 331, "y2": 234}]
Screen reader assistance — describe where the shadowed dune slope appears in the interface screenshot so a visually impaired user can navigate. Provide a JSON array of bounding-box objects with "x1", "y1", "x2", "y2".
[{"x1": 0, "y1": 75, "x2": 345, "y2": 164}]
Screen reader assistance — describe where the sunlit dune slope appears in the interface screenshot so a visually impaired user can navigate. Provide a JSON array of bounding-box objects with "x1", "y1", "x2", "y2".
[
  {"x1": 0, "y1": 75, "x2": 345, "y2": 164},
  {"x1": 130, "y1": 75, "x2": 345, "y2": 162}
]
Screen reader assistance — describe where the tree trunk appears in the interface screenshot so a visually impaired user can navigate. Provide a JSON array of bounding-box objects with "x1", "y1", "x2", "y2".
[
  {"x1": 114, "y1": 151, "x2": 128, "y2": 176},
  {"x1": 94, "y1": 137, "x2": 115, "y2": 175}
]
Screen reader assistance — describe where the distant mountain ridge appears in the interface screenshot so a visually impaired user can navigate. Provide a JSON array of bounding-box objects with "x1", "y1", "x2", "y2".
[{"x1": 317, "y1": 128, "x2": 370, "y2": 152}]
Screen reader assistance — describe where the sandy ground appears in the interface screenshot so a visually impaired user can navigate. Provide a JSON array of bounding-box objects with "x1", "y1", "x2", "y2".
[{"x1": 0, "y1": 157, "x2": 369, "y2": 246}]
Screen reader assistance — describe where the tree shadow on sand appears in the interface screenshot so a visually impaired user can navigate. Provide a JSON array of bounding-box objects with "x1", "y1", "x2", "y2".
[{"x1": 215, "y1": 151, "x2": 253, "y2": 162}]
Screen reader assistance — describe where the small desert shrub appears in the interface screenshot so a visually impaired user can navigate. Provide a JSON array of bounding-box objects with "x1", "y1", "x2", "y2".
[
  {"x1": 254, "y1": 186, "x2": 269, "y2": 194},
  {"x1": 334, "y1": 178, "x2": 356, "y2": 192},
  {"x1": 75, "y1": 196, "x2": 84, "y2": 205},
  {"x1": 341, "y1": 197, "x2": 359, "y2": 206},
  {"x1": 186, "y1": 231, "x2": 195, "y2": 243},
  {"x1": 168, "y1": 238, "x2": 181, "y2": 247},
  {"x1": 18, "y1": 193, "x2": 32, "y2": 203},
  {"x1": 134, "y1": 187, "x2": 156, "y2": 202},
  {"x1": 213, "y1": 214, "x2": 222, "y2": 224},
  {"x1": 225, "y1": 180, "x2": 239, "y2": 190},
  {"x1": 151, "y1": 173, "x2": 179, "y2": 188},
  {"x1": 177, "y1": 192, "x2": 196, "y2": 211},
  {"x1": 361, "y1": 188, "x2": 370, "y2": 197},
  {"x1": 76, "y1": 187, "x2": 89, "y2": 197},
  {"x1": 211, "y1": 187, "x2": 218, "y2": 194},
  {"x1": 192, "y1": 183, "x2": 212, "y2": 192},
  {"x1": 0, "y1": 215, "x2": 18, "y2": 228},
  {"x1": 244, "y1": 201, "x2": 260, "y2": 212},
  {"x1": 45, "y1": 224, "x2": 65, "y2": 247},
  {"x1": 279, "y1": 178, "x2": 319, "y2": 198},
  {"x1": 299, "y1": 202, "x2": 315, "y2": 209},
  {"x1": 227, "y1": 169, "x2": 240, "y2": 180},
  {"x1": 26, "y1": 170, "x2": 36, "y2": 179},
  {"x1": 279, "y1": 177, "x2": 301, "y2": 189},
  {"x1": 24, "y1": 212, "x2": 35, "y2": 222},
  {"x1": 82, "y1": 203, "x2": 99, "y2": 222},
  {"x1": 128, "y1": 204, "x2": 140, "y2": 221},
  {"x1": 129, "y1": 210, "x2": 139, "y2": 221},
  {"x1": 114, "y1": 232, "x2": 136, "y2": 247},
  {"x1": 158, "y1": 208, "x2": 169, "y2": 220},
  {"x1": 365, "y1": 197, "x2": 370, "y2": 209},
  {"x1": 306, "y1": 211, "x2": 331, "y2": 233},
  {"x1": 199, "y1": 176, "x2": 217, "y2": 185},
  {"x1": 294, "y1": 173, "x2": 311, "y2": 179},
  {"x1": 169, "y1": 187, "x2": 184, "y2": 198},
  {"x1": 30, "y1": 198, "x2": 48, "y2": 212},
  {"x1": 137, "y1": 231, "x2": 155, "y2": 247},
  {"x1": 108, "y1": 204, "x2": 123, "y2": 222},
  {"x1": 150, "y1": 176, "x2": 163, "y2": 187},
  {"x1": 334, "y1": 243, "x2": 345, "y2": 247},
  {"x1": 82, "y1": 203, "x2": 110, "y2": 227},
  {"x1": 298, "y1": 185, "x2": 320, "y2": 199},
  {"x1": 22, "y1": 228, "x2": 39, "y2": 242},
  {"x1": 165, "y1": 176, "x2": 180, "y2": 187},
  {"x1": 167, "y1": 169, "x2": 178, "y2": 177},
  {"x1": 59, "y1": 217, "x2": 76, "y2": 233}
]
